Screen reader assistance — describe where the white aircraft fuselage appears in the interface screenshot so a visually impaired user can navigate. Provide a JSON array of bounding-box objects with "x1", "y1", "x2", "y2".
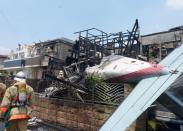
[{"x1": 86, "y1": 55, "x2": 169, "y2": 83}]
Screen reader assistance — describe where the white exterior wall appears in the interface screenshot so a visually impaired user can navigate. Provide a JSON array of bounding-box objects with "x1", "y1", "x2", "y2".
[{"x1": 9, "y1": 45, "x2": 35, "y2": 60}]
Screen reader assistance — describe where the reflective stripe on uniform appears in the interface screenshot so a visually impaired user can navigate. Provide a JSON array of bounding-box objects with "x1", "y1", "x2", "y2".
[
  {"x1": 0, "y1": 107, "x2": 7, "y2": 113},
  {"x1": 8, "y1": 114, "x2": 30, "y2": 121}
]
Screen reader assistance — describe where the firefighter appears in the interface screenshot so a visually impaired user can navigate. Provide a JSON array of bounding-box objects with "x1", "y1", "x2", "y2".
[
  {"x1": 0, "y1": 82, "x2": 6, "y2": 103},
  {"x1": 0, "y1": 71, "x2": 34, "y2": 131},
  {"x1": 0, "y1": 81, "x2": 6, "y2": 130}
]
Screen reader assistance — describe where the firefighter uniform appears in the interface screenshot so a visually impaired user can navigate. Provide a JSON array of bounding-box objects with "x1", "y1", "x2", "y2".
[
  {"x1": 0, "y1": 82, "x2": 6, "y2": 130},
  {"x1": 0, "y1": 83, "x2": 6, "y2": 101},
  {"x1": 0, "y1": 83, "x2": 6, "y2": 113},
  {"x1": 0, "y1": 72, "x2": 34, "y2": 131}
]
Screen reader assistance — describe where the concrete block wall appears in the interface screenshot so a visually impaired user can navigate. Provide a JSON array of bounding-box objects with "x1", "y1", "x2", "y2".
[
  {"x1": 32, "y1": 95, "x2": 115, "y2": 131},
  {"x1": 32, "y1": 83, "x2": 147, "y2": 131}
]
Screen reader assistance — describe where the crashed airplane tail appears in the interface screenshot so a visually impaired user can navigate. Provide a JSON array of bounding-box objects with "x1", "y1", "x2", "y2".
[{"x1": 100, "y1": 44, "x2": 183, "y2": 131}]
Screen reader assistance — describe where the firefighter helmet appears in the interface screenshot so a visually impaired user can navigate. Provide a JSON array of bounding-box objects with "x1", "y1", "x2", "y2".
[{"x1": 14, "y1": 71, "x2": 26, "y2": 82}]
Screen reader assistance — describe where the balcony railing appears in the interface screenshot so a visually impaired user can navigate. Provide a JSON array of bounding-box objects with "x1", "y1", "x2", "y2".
[
  {"x1": 4, "y1": 59, "x2": 25, "y2": 68},
  {"x1": 3, "y1": 56, "x2": 49, "y2": 69}
]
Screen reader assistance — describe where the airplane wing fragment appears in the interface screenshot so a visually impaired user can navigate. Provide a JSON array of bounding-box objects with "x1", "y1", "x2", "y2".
[{"x1": 100, "y1": 44, "x2": 183, "y2": 131}]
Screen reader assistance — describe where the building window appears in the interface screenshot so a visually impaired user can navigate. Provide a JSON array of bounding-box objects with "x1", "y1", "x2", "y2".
[
  {"x1": 36, "y1": 48, "x2": 43, "y2": 55},
  {"x1": 27, "y1": 50, "x2": 32, "y2": 57},
  {"x1": 19, "y1": 52, "x2": 25, "y2": 59},
  {"x1": 13, "y1": 54, "x2": 18, "y2": 59}
]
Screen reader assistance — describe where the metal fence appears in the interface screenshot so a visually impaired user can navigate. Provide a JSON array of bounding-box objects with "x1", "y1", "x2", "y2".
[
  {"x1": 43, "y1": 74, "x2": 124, "y2": 105},
  {"x1": 94, "y1": 83, "x2": 124, "y2": 104}
]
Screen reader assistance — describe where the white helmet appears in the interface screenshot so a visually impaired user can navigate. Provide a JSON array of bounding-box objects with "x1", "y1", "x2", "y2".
[{"x1": 14, "y1": 71, "x2": 26, "y2": 82}]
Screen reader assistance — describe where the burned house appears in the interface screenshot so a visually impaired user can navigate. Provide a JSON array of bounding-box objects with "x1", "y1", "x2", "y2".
[{"x1": 39, "y1": 24, "x2": 183, "y2": 131}]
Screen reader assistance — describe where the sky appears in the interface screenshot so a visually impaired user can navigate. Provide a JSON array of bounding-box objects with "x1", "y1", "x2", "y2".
[{"x1": 0, "y1": 0, "x2": 183, "y2": 54}]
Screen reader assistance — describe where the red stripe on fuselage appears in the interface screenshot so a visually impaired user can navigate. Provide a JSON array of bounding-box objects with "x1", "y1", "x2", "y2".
[{"x1": 108, "y1": 64, "x2": 162, "y2": 82}]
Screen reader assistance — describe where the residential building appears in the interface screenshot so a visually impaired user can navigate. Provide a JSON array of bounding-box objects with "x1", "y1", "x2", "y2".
[
  {"x1": 0, "y1": 55, "x2": 8, "y2": 75},
  {"x1": 3, "y1": 37, "x2": 74, "y2": 79},
  {"x1": 141, "y1": 26, "x2": 183, "y2": 61}
]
